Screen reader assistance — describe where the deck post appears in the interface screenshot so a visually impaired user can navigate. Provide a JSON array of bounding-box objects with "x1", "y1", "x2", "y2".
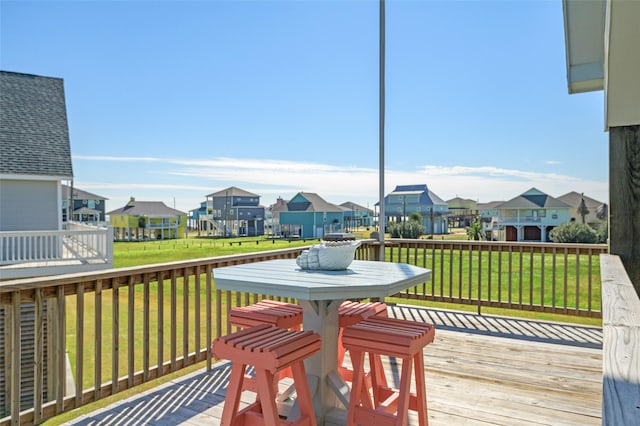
[{"x1": 609, "y1": 125, "x2": 640, "y2": 296}]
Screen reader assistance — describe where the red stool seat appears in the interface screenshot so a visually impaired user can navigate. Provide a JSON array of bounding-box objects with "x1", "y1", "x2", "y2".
[
  {"x1": 342, "y1": 316, "x2": 435, "y2": 426},
  {"x1": 338, "y1": 301, "x2": 387, "y2": 381},
  {"x1": 212, "y1": 324, "x2": 321, "y2": 426},
  {"x1": 229, "y1": 299, "x2": 303, "y2": 330}
]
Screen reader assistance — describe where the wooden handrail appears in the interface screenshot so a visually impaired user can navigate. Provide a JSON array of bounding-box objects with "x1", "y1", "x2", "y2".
[{"x1": 600, "y1": 254, "x2": 640, "y2": 425}]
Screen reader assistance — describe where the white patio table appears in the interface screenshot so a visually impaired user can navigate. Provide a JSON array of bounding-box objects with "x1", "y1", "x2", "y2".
[{"x1": 213, "y1": 258, "x2": 431, "y2": 425}]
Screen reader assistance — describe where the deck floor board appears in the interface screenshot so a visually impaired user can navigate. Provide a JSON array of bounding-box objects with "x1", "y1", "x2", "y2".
[{"x1": 62, "y1": 305, "x2": 602, "y2": 425}]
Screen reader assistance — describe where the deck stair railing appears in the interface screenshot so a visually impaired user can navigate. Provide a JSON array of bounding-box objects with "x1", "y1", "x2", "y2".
[{"x1": 0, "y1": 240, "x2": 606, "y2": 425}]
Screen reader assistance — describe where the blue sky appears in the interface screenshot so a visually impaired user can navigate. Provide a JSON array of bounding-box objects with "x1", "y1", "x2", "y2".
[{"x1": 1, "y1": 0, "x2": 608, "y2": 213}]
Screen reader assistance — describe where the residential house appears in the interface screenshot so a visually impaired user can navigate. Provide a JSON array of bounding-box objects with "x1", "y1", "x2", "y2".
[
  {"x1": 0, "y1": 71, "x2": 73, "y2": 235},
  {"x1": 447, "y1": 197, "x2": 478, "y2": 228},
  {"x1": 201, "y1": 187, "x2": 265, "y2": 237},
  {"x1": 556, "y1": 191, "x2": 606, "y2": 226},
  {"x1": 279, "y1": 192, "x2": 345, "y2": 238},
  {"x1": 265, "y1": 197, "x2": 289, "y2": 237},
  {"x1": 62, "y1": 184, "x2": 108, "y2": 224},
  {"x1": 491, "y1": 188, "x2": 571, "y2": 242},
  {"x1": 108, "y1": 197, "x2": 187, "y2": 240},
  {"x1": 0, "y1": 70, "x2": 112, "y2": 279},
  {"x1": 0, "y1": 70, "x2": 112, "y2": 417},
  {"x1": 381, "y1": 184, "x2": 449, "y2": 234},
  {"x1": 340, "y1": 201, "x2": 374, "y2": 231}
]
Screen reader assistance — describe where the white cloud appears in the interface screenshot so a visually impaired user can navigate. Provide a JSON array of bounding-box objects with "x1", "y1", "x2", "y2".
[{"x1": 73, "y1": 155, "x2": 609, "y2": 213}]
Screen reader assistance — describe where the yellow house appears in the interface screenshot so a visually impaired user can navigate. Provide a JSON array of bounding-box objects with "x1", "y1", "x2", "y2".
[{"x1": 108, "y1": 197, "x2": 187, "y2": 240}]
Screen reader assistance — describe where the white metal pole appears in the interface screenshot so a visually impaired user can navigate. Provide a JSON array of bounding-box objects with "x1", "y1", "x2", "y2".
[{"x1": 378, "y1": 0, "x2": 386, "y2": 260}]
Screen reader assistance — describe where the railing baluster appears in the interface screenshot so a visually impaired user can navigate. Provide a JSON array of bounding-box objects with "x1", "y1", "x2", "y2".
[
  {"x1": 552, "y1": 247, "x2": 557, "y2": 312},
  {"x1": 529, "y1": 246, "x2": 534, "y2": 309},
  {"x1": 458, "y1": 244, "x2": 463, "y2": 301},
  {"x1": 508, "y1": 245, "x2": 513, "y2": 307},
  {"x1": 183, "y1": 268, "x2": 189, "y2": 364},
  {"x1": 76, "y1": 282, "x2": 85, "y2": 405},
  {"x1": 518, "y1": 246, "x2": 524, "y2": 306},
  {"x1": 195, "y1": 266, "x2": 201, "y2": 359},
  {"x1": 540, "y1": 247, "x2": 545, "y2": 310},
  {"x1": 170, "y1": 269, "x2": 177, "y2": 371},
  {"x1": 95, "y1": 279, "x2": 102, "y2": 400},
  {"x1": 588, "y1": 249, "x2": 593, "y2": 314},
  {"x1": 564, "y1": 247, "x2": 569, "y2": 312},
  {"x1": 143, "y1": 273, "x2": 150, "y2": 381},
  {"x1": 128, "y1": 275, "x2": 135, "y2": 388},
  {"x1": 477, "y1": 244, "x2": 482, "y2": 314},
  {"x1": 497, "y1": 246, "x2": 502, "y2": 305},
  {"x1": 157, "y1": 273, "x2": 164, "y2": 377},
  {"x1": 112, "y1": 280, "x2": 119, "y2": 393},
  {"x1": 575, "y1": 248, "x2": 581, "y2": 315},
  {"x1": 206, "y1": 265, "x2": 213, "y2": 370}
]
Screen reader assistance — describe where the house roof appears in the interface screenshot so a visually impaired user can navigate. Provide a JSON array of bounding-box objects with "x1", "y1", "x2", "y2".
[
  {"x1": 62, "y1": 184, "x2": 108, "y2": 201},
  {"x1": 388, "y1": 184, "x2": 447, "y2": 206},
  {"x1": 107, "y1": 200, "x2": 186, "y2": 217},
  {"x1": 496, "y1": 188, "x2": 570, "y2": 210},
  {"x1": 556, "y1": 191, "x2": 604, "y2": 209},
  {"x1": 340, "y1": 201, "x2": 373, "y2": 215},
  {"x1": 73, "y1": 206, "x2": 101, "y2": 215},
  {"x1": 477, "y1": 201, "x2": 505, "y2": 210},
  {"x1": 0, "y1": 71, "x2": 73, "y2": 178},
  {"x1": 207, "y1": 186, "x2": 259, "y2": 198},
  {"x1": 287, "y1": 192, "x2": 343, "y2": 212}
]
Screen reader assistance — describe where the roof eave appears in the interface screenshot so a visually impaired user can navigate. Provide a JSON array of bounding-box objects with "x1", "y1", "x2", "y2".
[{"x1": 562, "y1": 0, "x2": 606, "y2": 94}]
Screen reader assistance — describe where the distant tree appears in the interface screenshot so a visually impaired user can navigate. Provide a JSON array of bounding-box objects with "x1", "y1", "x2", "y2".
[
  {"x1": 389, "y1": 221, "x2": 425, "y2": 239},
  {"x1": 409, "y1": 212, "x2": 422, "y2": 223},
  {"x1": 596, "y1": 221, "x2": 608, "y2": 244},
  {"x1": 466, "y1": 220, "x2": 484, "y2": 241},
  {"x1": 596, "y1": 203, "x2": 608, "y2": 221},
  {"x1": 549, "y1": 222, "x2": 598, "y2": 243},
  {"x1": 577, "y1": 193, "x2": 590, "y2": 224}
]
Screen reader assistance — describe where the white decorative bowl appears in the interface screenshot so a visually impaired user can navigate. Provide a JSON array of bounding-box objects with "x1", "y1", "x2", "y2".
[{"x1": 296, "y1": 240, "x2": 360, "y2": 270}]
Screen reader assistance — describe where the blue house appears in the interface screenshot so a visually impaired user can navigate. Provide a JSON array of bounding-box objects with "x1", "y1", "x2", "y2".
[
  {"x1": 382, "y1": 184, "x2": 449, "y2": 234},
  {"x1": 340, "y1": 201, "x2": 374, "y2": 230},
  {"x1": 279, "y1": 192, "x2": 345, "y2": 238},
  {"x1": 201, "y1": 186, "x2": 265, "y2": 237}
]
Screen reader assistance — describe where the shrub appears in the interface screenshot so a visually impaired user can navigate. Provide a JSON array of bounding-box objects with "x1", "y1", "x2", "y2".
[
  {"x1": 549, "y1": 222, "x2": 598, "y2": 243},
  {"x1": 389, "y1": 221, "x2": 425, "y2": 239}
]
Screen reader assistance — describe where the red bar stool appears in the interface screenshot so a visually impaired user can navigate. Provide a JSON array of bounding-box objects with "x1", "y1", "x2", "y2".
[
  {"x1": 342, "y1": 316, "x2": 435, "y2": 426},
  {"x1": 212, "y1": 324, "x2": 321, "y2": 426},
  {"x1": 229, "y1": 299, "x2": 303, "y2": 330},
  {"x1": 338, "y1": 300, "x2": 388, "y2": 382},
  {"x1": 228, "y1": 300, "x2": 303, "y2": 394}
]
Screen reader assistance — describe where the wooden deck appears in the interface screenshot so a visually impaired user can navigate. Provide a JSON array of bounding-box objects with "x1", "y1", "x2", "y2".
[{"x1": 61, "y1": 305, "x2": 602, "y2": 425}]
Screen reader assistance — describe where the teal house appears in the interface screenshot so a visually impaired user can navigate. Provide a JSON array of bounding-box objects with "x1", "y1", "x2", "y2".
[{"x1": 279, "y1": 192, "x2": 345, "y2": 238}]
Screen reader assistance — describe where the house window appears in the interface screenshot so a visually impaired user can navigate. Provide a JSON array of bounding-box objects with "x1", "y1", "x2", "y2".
[{"x1": 539, "y1": 210, "x2": 546, "y2": 217}]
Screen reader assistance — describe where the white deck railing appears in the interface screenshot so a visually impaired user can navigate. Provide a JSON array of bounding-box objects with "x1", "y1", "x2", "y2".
[{"x1": 0, "y1": 223, "x2": 113, "y2": 279}]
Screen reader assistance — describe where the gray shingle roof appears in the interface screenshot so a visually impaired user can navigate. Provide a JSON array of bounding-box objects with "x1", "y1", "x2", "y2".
[
  {"x1": 288, "y1": 192, "x2": 344, "y2": 212},
  {"x1": 0, "y1": 71, "x2": 73, "y2": 178},
  {"x1": 496, "y1": 188, "x2": 570, "y2": 209},
  {"x1": 62, "y1": 184, "x2": 108, "y2": 201},
  {"x1": 207, "y1": 186, "x2": 259, "y2": 198},
  {"x1": 107, "y1": 200, "x2": 186, "y2": 217}
]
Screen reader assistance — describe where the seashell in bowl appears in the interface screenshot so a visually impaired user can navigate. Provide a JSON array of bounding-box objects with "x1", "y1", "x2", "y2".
[{"x1": 296, "y1": 240, "x2": 360, "y2": 270}]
